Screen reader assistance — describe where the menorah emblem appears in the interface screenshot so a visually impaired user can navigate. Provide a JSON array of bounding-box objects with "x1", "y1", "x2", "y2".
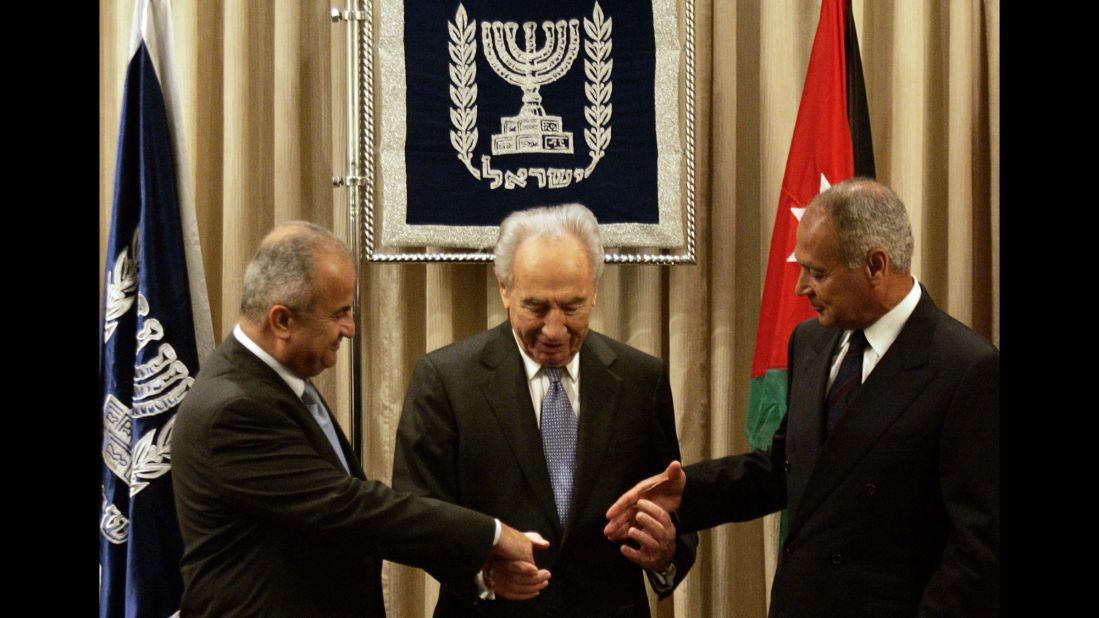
[{"x1": 482, "y1": 18, "x2": 581, "y2": 156}]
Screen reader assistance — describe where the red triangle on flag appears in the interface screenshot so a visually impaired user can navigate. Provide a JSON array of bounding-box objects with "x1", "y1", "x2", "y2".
[
  {"x1": 751, "y1": 0, "x2": 860, "y2": 379},
  {"x1": 745, "y1": 0, "x2": 874, "y2": 453}
]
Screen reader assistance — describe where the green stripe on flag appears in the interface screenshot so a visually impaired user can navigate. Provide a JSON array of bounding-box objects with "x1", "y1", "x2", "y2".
[
  {"x1": 746, "y1": 369, "x2": 791, "y2": 542},
  {"x1": 746, "y1": 369, "x2": 788, "y2": 451}
]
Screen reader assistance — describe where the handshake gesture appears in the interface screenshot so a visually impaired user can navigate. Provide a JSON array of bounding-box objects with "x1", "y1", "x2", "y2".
[
  {"x1": 603, "y1": 461, "x2": 686, "y2": 571},
  {"x1": 483, "y1": 460, "x2": 686, "y2": 600},
  {"x1": 486, "y1": 526, "x2": 551, "y2": 600}
]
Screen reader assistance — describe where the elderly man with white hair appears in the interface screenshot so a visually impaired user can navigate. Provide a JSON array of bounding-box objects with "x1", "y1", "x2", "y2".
[{"x1": 394, "y1": 203, "x2": 697, "y2": 617}]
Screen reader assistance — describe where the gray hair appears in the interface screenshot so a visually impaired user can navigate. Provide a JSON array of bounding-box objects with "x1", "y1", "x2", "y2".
[
  {"x1": 240, "y1": 221, "x2": 351, "y2": 323},
  {"x1": 810, "y1": 178, "x2": 914, "y2": 273},
  {"x1": 493, "y1": 203, "x2": 605, "y2": 287}
]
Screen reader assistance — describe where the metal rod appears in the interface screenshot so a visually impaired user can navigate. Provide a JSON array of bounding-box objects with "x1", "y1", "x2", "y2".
[{"x1": 343, "y1": 0, "x2": 365, "y2": 459}]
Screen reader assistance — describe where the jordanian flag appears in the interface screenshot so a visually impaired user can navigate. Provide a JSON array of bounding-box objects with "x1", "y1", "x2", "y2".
[
  {"x1": 745, "y1": 0, "x2": 875, "y2": 453},
  {"x1": 99, "y1": 1, "x2": 213, "y2": 616}
]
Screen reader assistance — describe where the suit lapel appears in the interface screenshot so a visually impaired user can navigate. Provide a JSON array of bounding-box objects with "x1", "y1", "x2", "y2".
[
  {"x1": 479, "y1": 324, "x2": 562, "y2": 533},
  {"x1": 564, "y1": 333, "x2": 622, "y2": 543},
  {"x1": 222, "y1": 335, "x2": 361, "y2": 479},
  {"x1": 788, "y1": 292, "x2": 939, "y2": 537},
  {"x1": 786, "y1": 327, "x2": 838, "y2": 519}
]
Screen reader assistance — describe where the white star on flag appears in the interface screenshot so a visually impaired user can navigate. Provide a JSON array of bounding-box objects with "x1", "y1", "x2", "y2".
[{"x1": 786, "y1": 173, "x2": 832, "y2": 262}]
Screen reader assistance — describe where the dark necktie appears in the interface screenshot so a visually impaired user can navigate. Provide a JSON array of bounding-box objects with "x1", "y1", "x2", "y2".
[
  {"x1": 303, "y1": 382, "x2": 350, "y2": 473},
  {"x1": 826, "y1": 330, "x2": 867, "y2": 435},
  {"x1": 540, "y1": 367, "x2": 578, "y2": 526}
]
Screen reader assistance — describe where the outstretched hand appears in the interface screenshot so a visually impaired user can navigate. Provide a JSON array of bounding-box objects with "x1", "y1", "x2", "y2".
[{"x1": 604, "y1": 461, "x2": 686, "y2": 541}]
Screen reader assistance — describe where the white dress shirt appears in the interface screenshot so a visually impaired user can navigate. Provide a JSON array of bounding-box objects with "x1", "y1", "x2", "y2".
[
  {"x1": 512, "y1": 330, "x2": 582, "y2": 425},
  {"x1": 827, "y1": 279, "x2": 921, "y2": 391},
  {"x1": 232, "y1": 325, "x2": 350, "y2": 472}
]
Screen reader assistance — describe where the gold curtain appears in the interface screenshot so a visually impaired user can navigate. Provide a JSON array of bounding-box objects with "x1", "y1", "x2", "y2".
[{"x1": 99, "y1": 1, "x2": 998, "y2": 616}]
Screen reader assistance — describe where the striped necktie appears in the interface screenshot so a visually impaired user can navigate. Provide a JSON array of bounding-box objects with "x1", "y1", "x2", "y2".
[{"x1": 825, "y1": 330, "x2": 867, "y2": 435}]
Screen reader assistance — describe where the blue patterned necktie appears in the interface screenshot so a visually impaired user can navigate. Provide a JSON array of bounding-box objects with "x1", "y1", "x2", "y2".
[
  {"x1": 303, "y1": 382, "x2": 350, "y2": 473},
  {"x1": 540, "y1": 367, "x2": 578, "y2": 526},
  {"x1": 825, "y1": 330, "x2": 867, "y2": 435}
]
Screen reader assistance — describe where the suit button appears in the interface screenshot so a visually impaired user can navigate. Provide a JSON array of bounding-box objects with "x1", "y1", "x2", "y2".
[
  {"x1": 865, "y1": 483, "x2": 876, "y2": 495},
  {"x1": 784, "y1": 459, "x2": 791, "y2": 473},
  {"x1": 831, "y1": 552, "x2": 843, "y2": 565},
  {"x1": 784, "y1": 543, "x2": 794, "y2": 555}
]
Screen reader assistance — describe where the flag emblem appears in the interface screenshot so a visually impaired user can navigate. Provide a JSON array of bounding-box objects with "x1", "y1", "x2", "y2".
[{"x1": 448, "y1": 2, "x2": 613, "y2": 191}]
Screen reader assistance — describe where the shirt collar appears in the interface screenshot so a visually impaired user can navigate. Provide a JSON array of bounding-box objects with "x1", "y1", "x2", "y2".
[
  {"x1": 233, "y1": 324, "x2": 306, "y2": 399},
  {"x1": 858, "y1": 277, "x2": 921, "y2": 358},
  {"x1": 511, "y1": 328, "x2": 581, "y2": 382}
]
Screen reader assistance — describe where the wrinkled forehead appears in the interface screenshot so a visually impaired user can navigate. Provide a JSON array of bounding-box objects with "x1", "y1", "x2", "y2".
[{"x1": 511, "y1": 234, "x2": 595, "y2": 289}]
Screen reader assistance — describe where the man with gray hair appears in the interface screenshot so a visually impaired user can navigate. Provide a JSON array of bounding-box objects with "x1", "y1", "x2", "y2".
[
  {"x1": 172, "y1": 222, "x2": 549, "y2": 617},
  {"x1": 607, "y1": 178, "x2": 1000, "y2": 616},
  {"x1": 394, "y1": 204, "x2": 697, "y2": 616}
]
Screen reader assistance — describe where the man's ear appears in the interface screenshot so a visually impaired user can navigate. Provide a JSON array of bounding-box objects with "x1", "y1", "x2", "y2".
[
  {"x1": 268, "y1": 305, "x2": 294, "y2": 340},
  {"x1": 498, "y1": 279, "x2": 511, "y2": 311},
  {"x1": 865, "y1": 248, "x2": 889, "y2": 285}
]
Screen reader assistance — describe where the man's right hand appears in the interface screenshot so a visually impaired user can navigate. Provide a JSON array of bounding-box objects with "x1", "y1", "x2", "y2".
[
  {"x1": 604, "y1": 461, "x2": 686, "y2": 542},
  {"x1": 485, "y1": 526, "x2": 551, "y2": 601}
]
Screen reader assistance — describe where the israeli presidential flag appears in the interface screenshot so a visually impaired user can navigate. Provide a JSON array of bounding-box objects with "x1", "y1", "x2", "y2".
[{"x1": 99, "y1": 1, "x2": 213, "y2": 616}]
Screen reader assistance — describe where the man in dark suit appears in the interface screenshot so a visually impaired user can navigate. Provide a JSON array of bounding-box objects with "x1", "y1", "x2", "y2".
[
  {"x1": 172, "y1": 222, "x2": 550, "y2": 617},
  {"x1": 393, "y1": 204, "x2": 697, "y2": 617},
  {"x1": 607, "y1": 179, "x2": 999, "y2": 617}
]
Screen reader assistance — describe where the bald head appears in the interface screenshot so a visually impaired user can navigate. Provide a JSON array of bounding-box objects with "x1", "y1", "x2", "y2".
[
  {"x1": 240, "y1": 222, "x2": 353, "y2": 325},
  {"x1": 807, "y1": 178, "x2": 914, "y2": 274}
]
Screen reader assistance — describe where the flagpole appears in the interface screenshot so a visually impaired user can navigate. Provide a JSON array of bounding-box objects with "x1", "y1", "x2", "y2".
[{"x1": 332, "y1": 0, "x2": 367, "y2": 458}]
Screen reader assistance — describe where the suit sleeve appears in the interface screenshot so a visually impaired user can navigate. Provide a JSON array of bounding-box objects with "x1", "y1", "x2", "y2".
[
  {"x1": 677, "y1": 431, "x2": 788, "y2": 531},
  {"x1": 644, "y1": 360, "x2": 699, "y2": 597},
  {"x1": 676, "y1": 328, "x2": 793, "y2": 533},
  {"x1": 918, "y1": 348, "x2": 1000, "y2": 616},
  {"x1": 207, "y1": 392, "x2": 495, "y2": 589}
]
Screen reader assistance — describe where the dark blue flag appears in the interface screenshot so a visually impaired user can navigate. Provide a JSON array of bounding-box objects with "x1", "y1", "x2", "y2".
[
  {"x1": 405, "y1": 0, "x2": 659, "y2": 226},
  {"x1": 100, "y1": 2, "x2": 212, "y2": 616},
  {"x1": 377, "y1": 0, "x2": 686, "y2": 251}
]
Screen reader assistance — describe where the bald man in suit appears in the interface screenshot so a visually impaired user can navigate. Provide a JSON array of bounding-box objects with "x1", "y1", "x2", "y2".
[{"x1": 172, "y1": 222, "x2": 549, "y2": 617}]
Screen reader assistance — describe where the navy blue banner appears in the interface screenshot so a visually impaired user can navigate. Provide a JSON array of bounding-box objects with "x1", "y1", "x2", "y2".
[
  {"x1": 99, "y1": 39, "x2": 199, "y2": 618},
  {"x1": 404, "y1": 0, "x2": 658, "y2": 227}
]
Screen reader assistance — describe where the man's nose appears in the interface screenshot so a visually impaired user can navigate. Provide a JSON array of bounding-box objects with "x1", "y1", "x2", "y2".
[
  {"x1": 541, "y1": 310, "x2": 567, "y2": 339},
  {"x1": 794, "y1": 270, "x2": 809, "y2": 296},
  {"x1": 340, "y1": 313, "x2": 357, "y2": 337}
]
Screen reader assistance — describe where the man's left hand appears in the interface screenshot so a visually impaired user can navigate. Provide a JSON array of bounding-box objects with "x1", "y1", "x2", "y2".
[{"x1": 618, "y1": 499, "x2": 676, "y2": 571}]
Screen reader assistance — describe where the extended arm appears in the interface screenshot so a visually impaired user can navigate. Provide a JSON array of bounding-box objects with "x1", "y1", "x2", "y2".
[{"x1": 207, "y1": 393, "x2": 497, "y2": 589}]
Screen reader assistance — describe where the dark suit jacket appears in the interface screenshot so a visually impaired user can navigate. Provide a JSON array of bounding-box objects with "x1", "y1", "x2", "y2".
[
  {"x1": 678, "y1": 289, "x2": 999, "y2": 618},
  {"x1": 393, "y1": 323, "x2": 697, "y2": 618},
  {"x1": 172, "y1": 334, "x2": 497, "y2": 618}
]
